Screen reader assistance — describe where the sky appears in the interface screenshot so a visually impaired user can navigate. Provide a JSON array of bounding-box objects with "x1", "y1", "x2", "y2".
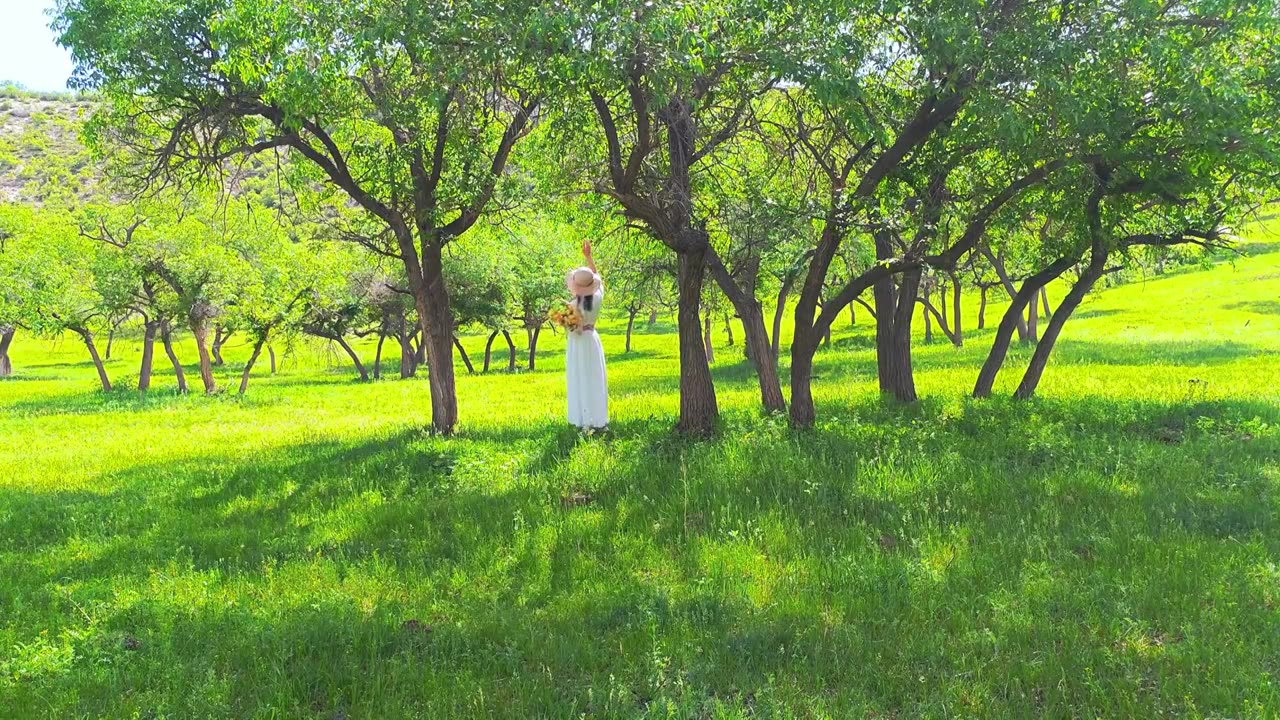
[{"x1": 0, "y1": 0, "x2": 75, "y2": 92}]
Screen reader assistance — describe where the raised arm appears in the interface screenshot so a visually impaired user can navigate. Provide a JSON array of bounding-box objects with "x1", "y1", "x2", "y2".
[{"x1": 582, "y1": 239, "x2": 597, "y2": 274}]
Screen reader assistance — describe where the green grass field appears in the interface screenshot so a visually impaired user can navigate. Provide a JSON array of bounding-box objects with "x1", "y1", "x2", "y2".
[{"x1": 2, "y1": 231, "x2": 1279, "y2": 718}]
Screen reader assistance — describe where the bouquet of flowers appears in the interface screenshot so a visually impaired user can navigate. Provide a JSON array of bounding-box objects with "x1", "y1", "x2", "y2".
[{"x1": 548, "y1": 303, "x2": 583, "y2": 332}]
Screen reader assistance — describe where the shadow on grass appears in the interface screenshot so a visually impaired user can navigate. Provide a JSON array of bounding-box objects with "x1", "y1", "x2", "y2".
[
  {"x1": 3, "y1": 393, "x2": 1278, "y2": 715},
  {"x1": 1225, "y1": 299, "x2": 1280, "y2": 316}
]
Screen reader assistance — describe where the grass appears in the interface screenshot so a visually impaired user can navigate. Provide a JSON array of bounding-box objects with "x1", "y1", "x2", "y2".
[{"x1": 1, "y1": 231, "x2": 1279, "y2": 718}]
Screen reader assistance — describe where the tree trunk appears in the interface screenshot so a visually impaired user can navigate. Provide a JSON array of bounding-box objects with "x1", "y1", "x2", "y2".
[
  {"x1": 483, "y1": 330, "x2": 498, "y2": 373},
  {"x1": 268, "y1": 345, "x2": 277, "y2": 374},
  {"x1": 74, "y1": 327, "x2": 111, "y2": 392},
  {"x1": 1040, "y1": 286, "x2": 1053, "y2": 317},
  {"x1": 977, "y1": 286, "x2": 988, "y2": 330},
  {"x1": 161, "y1": 324, "x2": 188, "y2": 393},
  {"x1": 884, "y1": 268, "x2": 921, "y2": 402},
  {"x1": 238, "y1": 334, "x2": 267, "y2": 395},
  {"x1": 923, "y1": 300, "x2": 934, "y2": 343},
  {"x1": 702, "y1": 309, "x2": 715, "y2": 365},
  {"x1": 1014, "y1": 258, "x2": 1107, "y2": 399},
  {"x1": 333, "y1": 335, "x2": 369, "y2": 382},
  {"x1": 949, "y1": 271, "x2": 963, "y2": 347},
  {"x1": 527, "y1": 325, "x2": 541, "y2": 371},
  {"x1": 503, "y1": 330, "x2": 517, "y2": 372},
  {"x1": 740, "y1": 302, "x2": 786, "y2": 412},
  {"x1": 398, "y1": 330, "x2": 416, "y2": 378},
  {"x1": 972, "y1": 255, "x2": 1076, "y2": 398},
  {"x1": 453, "y1": 335, "x2": 475, "y2": 375},
  {"x1": 191, "y1": 319, "x2": 217, "y2": 394},
  {"x1": 677, "y1": 249, "x2": 719, "y2": 435},
  {"x1": 0, "y1": 326, "x2": 14, "y2": 377},
  {"x1": 982, "y1": 246, "x2": 1030, "y2": 342},
  {"x1": 873, "y1": 275, "x2": 897, "y2": 394},
  {"x1": 724, "y1": 312, "x2": 735, "y2": 346},
  {"x1": 104, "y1": 326, "x2": 116, "y2": 361},
  {"x1": 211, "y1": 326, "x2": 230, "y2": 366},
  {"x1": 138, "y1": 320, "x2": 159, "y2": 392},
  {"x1": 648, "y1": 308, "x2": 658, "y2": 327},
  {"x1": 771, "y1": 281, "x2": 791, "y2": 359},
  {"x1": 417, "y1": 244, "x2": 458, "y2": 433},
  {"x1": 373, "y1": 331, "x2": 386, "y2": 379},
  {"x1": 625, "y1": 309, "x2": 637, "y2": 353},
  {"x1": 1026, "y1": 286, "x2": 1039, "y2": 343}
]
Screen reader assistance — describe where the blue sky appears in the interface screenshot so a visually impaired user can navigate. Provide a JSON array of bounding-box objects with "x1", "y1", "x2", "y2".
[{"x1": 0, "y1": 0, "x2": 75, "y2": 92}]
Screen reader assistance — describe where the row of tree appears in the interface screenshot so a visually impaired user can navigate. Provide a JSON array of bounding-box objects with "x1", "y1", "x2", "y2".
[{"x1": 18, "y1": 0, "x2": 1280, "y2": 434}]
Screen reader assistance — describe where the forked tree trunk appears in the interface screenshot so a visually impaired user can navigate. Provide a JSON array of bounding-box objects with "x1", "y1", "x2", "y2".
[
  {"x1": 527, "y1": 325, "x2": 541, "y2": 370},
  {"x1": 625, "y1": 308, "x2": 638, "y2": 353},
  {"x1": 0, "y1": 326, "x2": 14, "y2": 377},
  {"x1": 238, "y1": 334, "x2": 268, "y2": 395},
  {"x1": 191, "y1": 320, "x2": 217, "y2": 394},
  {"x1": 332, "y1": 335, "x2": 369, "y2": 382},
  {"x1": 453, "y1": 335, "x2": 475, "y2": 375},
  {"x1": 702, "y1": 310, "x2": 715, "y2": 365},
  {"x1": 973, "y1": 255, "x2": 1076, "y2": 398},
  {"x1": 1014, "y1": 256, "x2": 1108, "y2": 399},
  {"x1": 676, "y1": 249, "x2": 718, "y2": 435},
  {"x1": 211, "y1": 326, "x2": 231, "y2": 366},
  {"x1": 138, "y1": 320, "x2": 159, "y2": 392},
  {"x1": 502, "y1": 330, "x2": 517, "y2": 372},
  {"x1": 161, "y1": 324, "x2": 188, "y2": 393},
  {"x1": 73, "y1": 327, "x2": 111, "y2": 392}
]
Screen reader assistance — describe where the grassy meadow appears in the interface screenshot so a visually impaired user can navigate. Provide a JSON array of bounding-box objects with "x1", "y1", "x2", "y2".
[{"x1": 1, "y1": 229, "x2": 1279, "y2": 718}]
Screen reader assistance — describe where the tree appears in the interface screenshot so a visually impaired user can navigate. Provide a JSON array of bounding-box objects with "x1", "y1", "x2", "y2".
[{"x1": 56, "y1": 0, "x2": 549, "y2": 433}]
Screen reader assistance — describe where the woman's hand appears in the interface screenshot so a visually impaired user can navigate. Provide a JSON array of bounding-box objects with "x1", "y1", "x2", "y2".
[{"x1": 582, "y1": 239, "x2": 596, "y2": 272}]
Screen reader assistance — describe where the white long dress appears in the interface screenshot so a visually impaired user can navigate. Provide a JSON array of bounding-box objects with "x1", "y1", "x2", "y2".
[{"x1": 566, "y1": 286, "x2": 609, "y2": 429}]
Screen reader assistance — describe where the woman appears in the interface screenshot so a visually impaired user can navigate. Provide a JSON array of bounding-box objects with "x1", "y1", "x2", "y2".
[{"x1": 565, "y1": 240, "x2": 608, "y2": 431}]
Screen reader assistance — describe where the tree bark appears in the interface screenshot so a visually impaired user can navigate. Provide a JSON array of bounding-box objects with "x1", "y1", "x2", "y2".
[
  {"x1": 161, "y1": 324, "x2": 188, "y2": 393},
  {"x1": 453, "y1": 335, "x2": 475, "y2": 375},
  {"x1": 884, "y1": 268, "x2": 921, "y2": 402},
  {"x1": 104, "y1": 326, "x2": 116, "y2": 361},
  {"x1": 923, "y1": 300, "x2": 934, "y2": 343},
  {"x1": 949, "y1": 270, "x2": 963, "y2": 347},
  {"x1": 625, "y1": 308, "x2": 637, "y2": 353},
  {"x1": 1040, "y1": 286, "x2": 1053, "y2": 317},
  {"x1": 502, "y1": 330, "x2": 517, "y2": 372},
  {"x1": 211, "y1": 325, "x2": 231, "y2": 366},
  {"x1": 74, "y1": 327, "x2": 111, "y2": 392},
  {"x1": 723, "y1": 312, "x2": 734, "y2": 346},
  {"x1": 676, "y1": 249, "x2": 718, "y2": 435},
  {"x1": 972, "y1": 255, "x2": 1076, "y2": 398},
  {"x1": 373, "y1": 331, "x2": 386, "y2": 379},
  {"x1": 0, "y1": 326, "x2": 14, "y2": 377},
  {"x1": 138, "y1": 320, "x2": 159, "y2": 392},
  {"x1": 1026, "y1": 285, "x2": 1039, "y2": 343},
  {"x1": 333, "y1": 335, "x2": 369, "y2": 381},
  {"x1": 238, "y1": 335, "x2": 267, "y2": 395},
  {"x1": 191, "y1": 319, "x2": 217, "y2": 394},
  {"x1": 416, "y1": 243, "x2": 458, "y2": 433},
  {"x1": 483, "y1": 330, "x2": 498, "y2": 373},
  {"x1": 771, "y1": 281, "x2": 791, "y2": 359},
  {"x1": 982, "y1": 246, "x2": 1030, "y2": 342},
  {"x1": 702, "y1": 309, "x2": 715, "y2": 365},
  {"x1": 268, "y1": 345, "x2": 277, "y2": 374},
  {"x1": 977, "y1": 286, "x2": 988, "y2": 330},
  {"x1": 1014, "y1": 255, "x2": 1108, "y2": 399},
  {"x1": 527, "y1": 325, "x2": 541, "y2": 371}
]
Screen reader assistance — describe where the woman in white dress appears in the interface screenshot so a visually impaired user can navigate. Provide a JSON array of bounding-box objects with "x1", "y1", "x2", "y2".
[{"x1": 565, "y1": 240, "x2": 609, "y2": 431}]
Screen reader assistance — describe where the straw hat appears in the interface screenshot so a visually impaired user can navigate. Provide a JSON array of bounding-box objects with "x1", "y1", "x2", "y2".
[{"x1": 565, "y1": 266, "x2": 601, "y2": 296}]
